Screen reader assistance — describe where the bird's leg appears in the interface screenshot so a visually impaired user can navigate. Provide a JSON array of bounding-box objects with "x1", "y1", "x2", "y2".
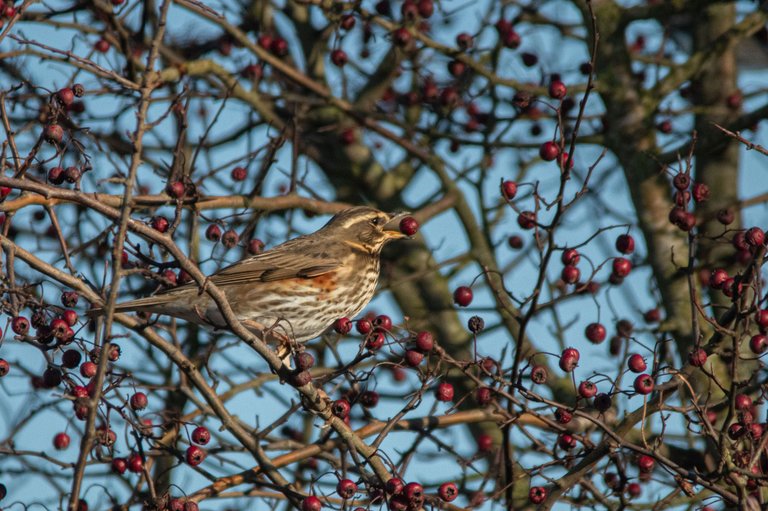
[{"x1": 263, "y1": 320, "x2": 297, "y2": 368}]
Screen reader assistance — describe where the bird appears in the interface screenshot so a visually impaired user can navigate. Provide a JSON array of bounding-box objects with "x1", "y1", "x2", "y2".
[{"x1": 93, "y1": 206, "x2": 410, "y2": 346}]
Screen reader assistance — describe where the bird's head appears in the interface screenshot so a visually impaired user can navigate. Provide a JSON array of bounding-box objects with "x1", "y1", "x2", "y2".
[{"x1": 325, "y1": 206, "x2": 411, "y2": 253}]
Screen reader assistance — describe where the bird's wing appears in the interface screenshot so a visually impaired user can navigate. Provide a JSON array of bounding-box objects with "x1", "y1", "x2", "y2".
[{"x1": 167, "y1": 236, "x2": 342, "y2": 291}]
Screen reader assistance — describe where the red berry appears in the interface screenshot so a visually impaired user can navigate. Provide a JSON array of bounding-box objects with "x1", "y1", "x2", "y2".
[
  {"x1": 475, "y1": 386, "x2": 492, "y2": 405},
  {"x1": 637, "y1": 454, "x2": 654, "y2": 472},
  {"x1": 45, "y1": 124, "x2": 64, "y2": 144},
  {"x1": 756, "y1": 309, "x2": 768, "y2": 329},
  {"x1": 80, "y1": 361, "x2": 97, "y2": 378},
  {"x1": 559, "y1": 347, "x2": 580, "y2": 372},
  {"x1": 612, "y1": 257, "x2": 632, "y2": 278},
  {"x1": 340, "y1": 14, "x2": 355, "y2": 30},
  {"x1": 692, "y1": 182, "x2": 710, "y2": 202},
  {"x1": 360, "y1": 390, "x2": 379, "y2": 408},
  {"x1": 476, "y1": 433, "x2": 493, "y2": 452},
  {"x1": 129, "y1": 392, "x2": 148, "y2": 410},
  {"x1": 585, "y1": 323, "x2": 606, "y2": 344},
  {"x1": 111, "y1": 457, "x2": 127, "y2": 474},
  {"x1": 435, "y1": 382, "x2": 454, "y2": 402},
  {"x1": 672, "y1": 173, "x2": 690, "y2": 191},
  {"x1": 186, "y1": 445, "x2": 206, "y2": 466},
  {"x1": 53, "y1": 432, "x2": 70, "y2": 450},
  {"x1": 615, "y1": 234, "x2": 635, "y2": 254},
  {"x1": 554, "y1": 409, "x2": 572, "y2": 425},
  {"x1": 301, "y1": 496, "x2": 322, "y2": 511},
  {"x1": 403, "y1": 482, "x2": 424, "y2": 507},
  {"x1": 530, "y1": 365, "x2": 547, "y2": 384},
  {"x1": 386, "y1": 477, "x2": 405, "y2": 495},
  {"x1": 456, "y1": 32, "x2": 473, "y2": 49},
  {"x1": 626, "y1": 482, "x2": 641, "y2": 498},
  {"x1": 508, "y1": 235, "x2": 523, "y2": 249},
  {"x1": 717, "y1": 208, "x2": 734, "y2": 225},
  {"x1": 709, "y1": 268, "x2": 728, "y2": 289},
  {"x1": 270, "y1": 37, "x2": 288, "y2": 56},
  {"x1": 417, "y1": 0, "x2": 433, "y2": 17},
  {"x1": 11, "y1": 316, "x2": 29, "y2": 335},
  {"x1": 151, "y1": 216, "x2": 169, "y2": 233},
  {"x1": 561, "y1": 265, "x2": 580, "y2": 284},
  {"x1": 295, "y1": 352, "x2": 314, "y2": 371},
  {"x1": 414, "y1": 331, "x2": 434, "y2": 352},
  {"x1": 750, "y1": 334, "x2": 767, "y2": 354},
  {"x1": 332, "y1": 399, "x2": 351, "y2": 418},
  {"x1": 548, "y1": 79, "x2": 567, "y2": 99},
  {"x1": 218, "y1": 229, "x2": 238, "y2": 249},
  {"x1": 331, "y1": 49, "x2": 348, "y2": 67},
  {"x1": 404, "y1": 349, "x2": 424, "y2": 367},
  {"x1": 529, "y1": 486, "x2": 547, "y2": 504},
  {"x1": 334, "y1": 317, "x2": 353, "y2": 334},
  {"x1": 336, "y1": 479, "x2": 357, "y2": 499},
  {"x1": 453, "y1": 286, "x2": 473, "y2": 307},
  {"x1": 561, "y1": 248, "x2": 580, "y2": 265},
  {"x1": 558, "y1": 433, "x2": 576, "y2": 450},
  {"x1": 578, "y1": 380, "x2": 597, "y2": 399},
  {"x1": 191, "y1": 426, "x2": 211, "y2": 445},
  {"x1": 94, "y1": 38, "x2": 110, "y2": 52},
  {"x1": 633, "y1": 374, "x2": 654, "y2": 395},
  {"x1": 627, "y1": 354, "x2": 647, "y2": 373},
  {"x1": 745, "y1": 227, "x2": 765, "y2": 247},
  {"x1": 128, "y1": 453, "x2": 144, "y2": 473},
  {"x1": 166, "y1": 181, "x2": 185, "y2": 198},
  {"x1": 365, "y1": 331, "x2": 385, "y2": 350},
  {"x1": 501, "y1": 180, "x2": 518, "y2": 199},
  {"x1": 63, "y1": 310, "x2": 78, "y2": 327},
  {"x1": 57, "y1": 87, "x2": 75, "y2": 106},
  {"x1": 735, "y1": 393, "x2": 753, "y2": 411},
  {"x1": 392, "y1": 27, "x2": 412, "y2": 47},
  {"x1": 399, "y1": 216, "x2": 419, "y2": 236},
  {"x1": 539, "y1": 141, "x2": 560, "y2": 161},
  {"x1": 231, "y1": 166, "x2": 247, "y2": 181},
  {"x1": 373, "y1": 314, "x2": 392, "y2": 332},
  {"x1": 517, "y1": 211, "x2": 536, "y2": 229},
  {"x1": 438, "y1": 482, "x2": 458, "y2": 502},
  {"x1": 688, "y1": 348, "x2": 707, "y2": 367},
  {"x1": 644, "y1": 308, "x2": 660, "y2": 323}
]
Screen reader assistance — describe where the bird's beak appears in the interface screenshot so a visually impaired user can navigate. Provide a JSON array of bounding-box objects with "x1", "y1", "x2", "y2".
[{"x1": 383, "y1": 211, "x2": 411, "y2": 239}]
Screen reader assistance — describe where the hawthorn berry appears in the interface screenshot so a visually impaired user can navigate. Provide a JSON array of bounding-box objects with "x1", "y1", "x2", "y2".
[
  {"x1": 530, "y1": 365, "x2": 548, "y2": 384},
  {"x1": 627, "y1": 354, "x2": 647, "y2": 373},
  {"x1": 130, "y1": 392, "x2": 148, "y2": 410},
  {"x1": 688, "y1": 348, "x2": 707, "y2": 367},
  {"x1": 453, "y1": 286, "x2": 473, "y2": 307},
  {"x1": 186, "y1": 445, "x2": 206, "y2": 466},
  {"x1": 231, "y1": 166, "x2": 247, "y2": 181},
  {"x1": 334, "y1": 317, "x2": 353, "y2": 334},
  {"x1": 435, "y1": 382, "x2": 454, "y2": 402},
  {"x1": 128, "y1": 453, "x2": 144, "y2": 473},
  {"x1": 53, "y1": 432, "x2": 70, "y2": 450},
  {"x1": 332, "y1": 399, "x2": 351, "y2": 419},
  {"x1": 386, "y1": 477, "x2": 405, "y2": 495},
  {"x1": 615, "y1": 234, "x2": 635, "y2": 254},
  {"x1": 551, "y1": 410, "x2": 571, "y2": 427},
  {"x1": 529, "y1": 486, "x2": 547, "y2": 504},
  {"x1": 539, "y1": 141, "x2": 559, "y2": 161},
  {"x1": 585, "y1": 322, "x2": 606, "y2": 344},
  {"x1": 295, "y1": 352, "x2": 315, "y2": 371},
  {"x1": 336, "y1": 479, "x2": 357, "y2": 499},
  {"x1": 633, "y1": 374, "x2": 654, "y2": 395},
  {"x1": 558, "y1": 433, "x2": 576, "y2": 450},
  {"x1": 517, "y1": 211, "x2": 536, "y2": 229},
  {"x1": 111, "y1": 457, "x2": 127, "y2": 474},
  {"x1": 561, "y1": 265, "x2": 580, "y2": 284},
  {"x1": 476, "y1": 433, "x2": 493, "y2": 452},
  {"x1": 438, "y1": 482, "x2": 458, "y2": 502},
  {"x1": 559, "y1": 347, "x2": 579, "y2": 372},
  {"x1": 578, "y1": 380, "x2": 597, "y2": 399},
  {"x1": 612, "y1": 258, "x2": 632, "y2": 278},
  {"x1": 11, "y1": 316, "x2": 29, "y2": 335},
  {"x1": 501, "y1": 180, "x2": 518, "y2": 199},
  {"x1": 399, "y1": 216, "x2": 419, "y2": 235},
  {"x1": 301, "y1": 496, "x2": 322, "y2": 511}
]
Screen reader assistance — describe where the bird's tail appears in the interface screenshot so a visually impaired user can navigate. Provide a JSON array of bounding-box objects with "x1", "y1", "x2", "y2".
[{"x1": 86, "y1": 294, "x2": 176, "y2": 318}]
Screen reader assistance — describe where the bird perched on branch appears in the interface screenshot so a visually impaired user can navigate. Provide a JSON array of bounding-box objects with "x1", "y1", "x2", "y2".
[{"x1": 90, "y1": 207, "x2": 411, "y2": 346}]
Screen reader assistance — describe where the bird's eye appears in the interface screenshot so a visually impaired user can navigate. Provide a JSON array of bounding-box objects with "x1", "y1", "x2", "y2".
[{"x1": 371, "y1": 217, "x2": 384, "y2": 226}]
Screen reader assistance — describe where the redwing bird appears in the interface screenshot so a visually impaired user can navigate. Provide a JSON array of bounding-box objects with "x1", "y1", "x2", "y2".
[{"x1": 95, "y1": 207, "x2": 410, "y2": 344}]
